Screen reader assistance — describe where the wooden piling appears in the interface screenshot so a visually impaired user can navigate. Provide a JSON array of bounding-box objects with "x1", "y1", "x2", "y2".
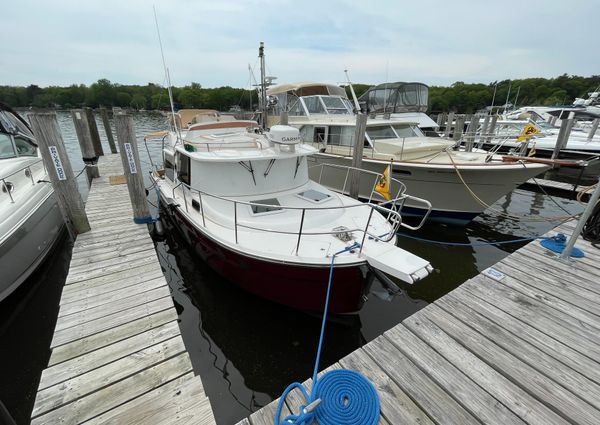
[
  {"x1": 114, "y1": 114, "x2": 152, "y2": 224},
  {"x1": 84, "y1": 107, "x2": 104, "y2": 157},
  {"x1": 479, "y1": 115, "x2": 490, "y2": 144},
  {"x1": 436, "y1": 113, "x2": 445, "y2": 127},
  {"x1": 464, "y1": 114, "x2": 478, "y2": 151},
  {"x1": 486, "y1": 115, "x2": 498, "y2": 143},
  {"x1": 71, "y1": 109, "x2": 100, "y2": 180},
  {"x1": 444, "y1": 112, "x2": 455, "y2": 138},
  {"x1": 452, "y1": 115, "x2": 465, "y2": 141},
  {"x1": 29, "y1": 113, "x2": 90, "y2": 236},
  {"x1": 551, "y1": 113, "x2": 574, "y2": 160},
  {"x1": 100, "y1": 107, "x2": 118, "y2": 154},
  {"x1": 587, "y1": 119, "x2": 599, "y2": 141},
  {"x1": 349, "y1": 113, "x2": 367, "y2": 199}
]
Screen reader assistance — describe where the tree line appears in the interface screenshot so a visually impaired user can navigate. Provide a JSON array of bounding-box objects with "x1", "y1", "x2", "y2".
[{"x1": 1, "y1": 74, "x2": 599, "y2": 113}]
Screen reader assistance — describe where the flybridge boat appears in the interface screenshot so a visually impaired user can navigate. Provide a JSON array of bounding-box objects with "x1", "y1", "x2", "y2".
[
  {"x1": 265, "y1": 83, "x2": 549, "y2": 224},
  {"x1": 0, "y1": 103, "x2": 64, "y2": 301},
  {"x1": 151, "y1": 110, "x2": 433, "y2": 313}
]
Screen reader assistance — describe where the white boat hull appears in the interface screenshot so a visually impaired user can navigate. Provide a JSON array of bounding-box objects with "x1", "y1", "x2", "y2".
[
  {"x1": 308, "y1": 154, "x2": 547, "y2": 224},
  {"x1": 0, "y1": 191, "x2": 64, "y2": 301}
]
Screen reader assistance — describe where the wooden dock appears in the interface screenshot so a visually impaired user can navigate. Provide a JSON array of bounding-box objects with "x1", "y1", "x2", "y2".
[
  {"x1": 31, "y1": 154, "x2": 215, "y2": 425},
  {"x1": 521, "y1": 177, "x2": 592, "y2": 201},
  {"x1": 238, "y1": 219, "x2": 600, "y2": 425}
]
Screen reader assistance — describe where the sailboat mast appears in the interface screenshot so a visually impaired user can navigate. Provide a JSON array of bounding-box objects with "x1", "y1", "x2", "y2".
[{"x1": 259, "y1": 42, "x2": 268, "y2": 129}]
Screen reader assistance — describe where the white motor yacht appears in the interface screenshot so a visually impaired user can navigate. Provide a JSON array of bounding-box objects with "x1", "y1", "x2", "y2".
[
  {"x1": 265, "y1": 83, "x2": 549, "y2": 224},
  {"x1": 0, "y1": 103, "x2": 64, "y2": 301},
  {"x1": 150, "y1": 110, "x2": 433, "y2": 313}
]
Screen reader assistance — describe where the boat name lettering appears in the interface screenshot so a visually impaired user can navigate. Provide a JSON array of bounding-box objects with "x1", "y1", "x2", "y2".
[
  {"x1": 124, "y1": 143, "x2": 137, "y2": 174},
  {"x1": 48, "y1": 146, "x2": 66, "y2": 181}
]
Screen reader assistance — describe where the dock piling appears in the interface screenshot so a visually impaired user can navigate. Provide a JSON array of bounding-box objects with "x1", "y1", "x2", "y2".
[
  {"x1": 444, "y1": 112, "x2": 455, "y2": 138},
  {"x1": 587, "y1": 118, "x2": 599, "y2": 141},
  {"x1": 349, "y1": 113, "x2": 367, "y2": 199},
  {"x1": 29, "y1": 113, "x2": 90, "y2": 236},
  {"x1": 71, "y1": 109, "x2": 100, "y2": 181},
  {"x1": 551, "y1": 112, "x2": 574, "y2": 160},
  {"x1": 452, "y1": 115, "x2": 465, "y2": 141},
  {"x1": 100, "y1": 107, "x2": 118, "y2": 154},
  {"x1": 113, "y1": 114, "x2": 152, "y2": 224}
]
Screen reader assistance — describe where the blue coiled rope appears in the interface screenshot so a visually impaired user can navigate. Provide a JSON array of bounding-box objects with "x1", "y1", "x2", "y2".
[{"x1": 274, "y1": 242, "x2": 380, "y2": 425}]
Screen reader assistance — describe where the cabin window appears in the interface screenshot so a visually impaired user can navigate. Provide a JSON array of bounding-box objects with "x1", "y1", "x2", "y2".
[
  {"x1": 177, "y1": 153, "x2": 191, "y2": 185},
  {"x1": 297, "y1": 189, "x2": 331, "y2": 203},
  {"x1": 251, "y1": 198, "x2": 281, "y2": 214},
  {"x1": 392, "y1": 125, "x2": 420, "y2": 138},
  {"x1": 328, "y1": 126, "x2": 360, "y2": 146},
  {"x1": 366, "y1": 126, "x2": 397, "y2": 140},
  {"x1": 0, "y1": 134, "x2": 16, "y2": 159},
  {"x1": 14, "y1": 136, "x2": 37, "y2": 156}
]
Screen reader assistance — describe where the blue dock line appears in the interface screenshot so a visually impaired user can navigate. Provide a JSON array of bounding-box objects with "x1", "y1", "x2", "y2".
[{"x1": 274, "y1": 242, "x2": 380, "y2": 425}]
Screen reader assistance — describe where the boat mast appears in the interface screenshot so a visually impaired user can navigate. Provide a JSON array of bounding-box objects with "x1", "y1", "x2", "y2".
[{"x1": 259, "y1": 42, "x2": 268, "y2": 129}]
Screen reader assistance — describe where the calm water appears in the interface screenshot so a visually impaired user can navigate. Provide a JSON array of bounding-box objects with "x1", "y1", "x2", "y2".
[{"x1": 0, "y1": 111, "x2": 584, "y2": 424}]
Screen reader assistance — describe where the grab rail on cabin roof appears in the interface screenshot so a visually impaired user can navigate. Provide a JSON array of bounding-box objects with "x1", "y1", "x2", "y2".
[{"x1": 166, "y1": 163, "x2": 432, "y2": 254}]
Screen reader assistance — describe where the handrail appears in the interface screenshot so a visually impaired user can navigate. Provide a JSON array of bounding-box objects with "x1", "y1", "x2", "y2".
[
  {"x1": 166, "y1": 163, "x2": 432, "y2": 254},
  {"x1": 0, "y1": 158, "x2": 44, "y2": 181},
  {"x1": 1, "y1": 159, "x2": 45, "y2": 204}
]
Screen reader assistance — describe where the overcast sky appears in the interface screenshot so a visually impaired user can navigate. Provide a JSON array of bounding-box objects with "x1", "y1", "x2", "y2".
[{"x1": 1, "y1": 0, "x2": 598, "y2": 88}]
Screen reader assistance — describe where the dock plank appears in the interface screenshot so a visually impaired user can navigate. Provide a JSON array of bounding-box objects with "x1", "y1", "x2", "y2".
[
  {"x1": 32, "y1": 154, "x2": 214, "y2": 424},
  {"x1": 363, "y1": 335, "x2": 480, "y2": 424},
  {"x1": 416, "y1": 305, "x2": 600, "y2": 425}
]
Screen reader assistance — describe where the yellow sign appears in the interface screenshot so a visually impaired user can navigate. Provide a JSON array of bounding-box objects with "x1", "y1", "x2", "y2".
[
  {"x1": 375, "y1": 165, "x2": 391, "y2": 201},
  {"x1": 517, "y1": 123, "x2": 540, "y2": 142}
]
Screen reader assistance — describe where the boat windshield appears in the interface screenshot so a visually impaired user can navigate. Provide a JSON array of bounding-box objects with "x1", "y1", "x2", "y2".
[
  {"x1": 320, "y1": 96, "x2": 353, "y2": 114},
  {"x1": 366, "y1": 124, "x2": 423, "y2": 141},
  {"x1": 367, "y1": 126, "x2": 398, "y2": 140},
  {"x1": 301, "y1": 96, "x2": 353, "y2": 115},
  {"x1": 0, "y1": 133, "x2": 16, "y2": 159}
]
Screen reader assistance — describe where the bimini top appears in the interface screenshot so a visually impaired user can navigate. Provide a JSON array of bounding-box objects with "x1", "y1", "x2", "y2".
[
  {"x1": 359, "y1": 82, "x2": 429, "y2": 114},
  {"x1": 267, "y1": 82, "x2": 346, "y2": 98}
]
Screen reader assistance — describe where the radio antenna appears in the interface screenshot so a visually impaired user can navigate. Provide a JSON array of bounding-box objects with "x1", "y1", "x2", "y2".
[{"x1": 153, "y1": 5, "x2": 180, "y2": 142}]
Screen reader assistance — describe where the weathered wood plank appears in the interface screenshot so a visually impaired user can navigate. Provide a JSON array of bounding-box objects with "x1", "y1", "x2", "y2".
[
  {"x1": 385, "y1": 324, "x2": 525, "y2": 424},
  {"x1": 49, "y1": 308, "x2": 178, "y2": 366},
  {"x1": 463, "y1": 276, "x2": 600, "y2": 358},
  {"x1": 65, "y1": 255, "x2": 159, "y2": 285},
  {"x1": 487, "y1": 265, "x2": 600, "y2": 329},
  {"x1": 402, "y1": 310, "x2": 567, "y2": 425},
  {"x1": 59, "y1": 277, "x2": 166, "y2": 316},
  {"x1": 498, "y1": 258, "x2": 600, "y2": 317},
  {"x1": 31, "y1": 353, "x2": 193, "y2": 425},
  {"x1": 51, "y1": 296, "x2": 173, "y2": 347},
  {"x1": 363, "y1": 335, "x2": 480, "y2": 424},
  {"x1": 413, "y1": 305, "x2": 599, "y2": 424},
  {"x1": 249, "y1": 396, "x2": 292, "y2": 425},
  {"x1": 87, "y1": 374, "x2": 212, "y2": 425},
  {"x1": 516, "y1": 248, "x2": 600, "y2": 294},
  {"x1": 55, "y1": 286, "x2": 171, "y2": 331},
  {"x1": 339, "y1": 349, "x2": 435, "y2": 425},
  {"x1": 438, "y1": 289, "x2": 600, "y2": 384},
  {"x1": 61, "y1": 263, "x2": 163, "y2": 294},
  {"x1": 39, "y1": 321, "x2": 181, "y2": 390},
  {"x1": 60, "y1": 270, "x2": 164, "y2": 305},
  {"x1": 33, "y1": 336, "x2": 187, "y2": 417},
  {"x1": 435, "y1": 294, "x2": 600, "y2": 409}
]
